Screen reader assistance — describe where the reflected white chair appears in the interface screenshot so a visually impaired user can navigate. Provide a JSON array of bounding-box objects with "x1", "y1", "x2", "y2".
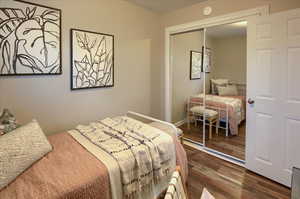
[{"x1": 189, "y1": 106, "x2": 219, "y2": 139}]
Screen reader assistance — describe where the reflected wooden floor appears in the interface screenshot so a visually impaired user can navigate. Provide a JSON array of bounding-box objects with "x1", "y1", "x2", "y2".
[
  {"x1": 185, "y1": 145, "x2": 291, "y2": 199},
  {"x1": 179, "y1": 121, "x2": 246, "y2": 160}
]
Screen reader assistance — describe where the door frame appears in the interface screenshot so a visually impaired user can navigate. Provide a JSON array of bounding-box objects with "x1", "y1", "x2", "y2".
[
  {"x1": 165, "y1": 6, "x2": 269, "y2": 165},
  {"x1": 164, "y1": 6, "x2": 269, "y2": 122}
]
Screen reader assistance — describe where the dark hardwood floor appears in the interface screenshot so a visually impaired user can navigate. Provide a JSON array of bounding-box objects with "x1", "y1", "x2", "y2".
[
  {"x1": 180, "y1": 121, "x2": 246, "y2": 160},
  {"x1": 184, "y1": 145, "x2": 291, "y2": 199}
]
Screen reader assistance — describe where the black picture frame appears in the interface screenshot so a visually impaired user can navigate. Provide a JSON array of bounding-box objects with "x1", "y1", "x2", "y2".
[
  {"x1": 202, "y1": 46, "x2": 212, "y2": 73},
  {"x1": 190, "y1": 50, "x2": 202, "y2": 80},
  {"x1": 70, "y1": 29, "x2": 114, "y2": 90},
  {"x1": 0, "y1": 0, "x2": 62, "y2": 76}
]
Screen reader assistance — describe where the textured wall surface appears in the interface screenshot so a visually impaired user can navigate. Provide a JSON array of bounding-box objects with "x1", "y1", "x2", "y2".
[{"x1": 210, "y1": 35, "x2": 247, "y2": 84}]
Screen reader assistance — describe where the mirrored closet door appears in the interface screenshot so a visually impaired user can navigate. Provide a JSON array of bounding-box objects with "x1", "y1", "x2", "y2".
[
  {"x1": 171, "y1": 29, "x2": 206, "y2": 145},
  {"x1": 170, "y1": 22, "x2": 247, "y2": 161},
  {"x1": 202, "y1": 22, "x2": 247, "y2": 161}
]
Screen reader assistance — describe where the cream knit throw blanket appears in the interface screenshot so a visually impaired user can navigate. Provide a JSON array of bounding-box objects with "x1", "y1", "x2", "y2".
[{"x1": 71, "y1": 116, "x2": 174, "y2": 198}]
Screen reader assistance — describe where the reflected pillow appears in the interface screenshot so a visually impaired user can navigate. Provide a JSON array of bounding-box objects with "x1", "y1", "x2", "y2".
[
  {"x1": 211, "y1": 79, "x2": 229, "y2": 94},
  {"x1": 217, "y1": 85, "x2": 238, "y2": 96},
  {"x1": 0, "y1": 120, "x2": 52, "y2": 190}
]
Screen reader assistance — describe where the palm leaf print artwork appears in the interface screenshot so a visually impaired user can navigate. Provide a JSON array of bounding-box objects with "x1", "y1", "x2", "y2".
[{"x1": 0, "y1": 1, "x2": 61, "y2": 75}]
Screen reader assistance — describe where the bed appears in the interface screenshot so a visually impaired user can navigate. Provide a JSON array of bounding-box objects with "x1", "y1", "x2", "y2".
[
  {"x1": 0, "y1": 112, "x2": 188, "y2": 199},
  {"x1": 188, "y1": 93, "x2": 246, "y2": 136}
]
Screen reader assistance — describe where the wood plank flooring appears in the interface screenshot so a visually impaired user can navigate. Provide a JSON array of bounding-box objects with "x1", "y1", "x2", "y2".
[
  {"x1": 180, "y1": 121, "x2": 245, "y2": 160},
  {"x1": 185, "y1": 145, "x2": 291, "y2": 199}
]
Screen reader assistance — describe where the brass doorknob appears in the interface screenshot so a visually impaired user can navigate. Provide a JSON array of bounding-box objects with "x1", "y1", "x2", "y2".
[{"x1": 248, "y1": 98, "x2": 255, "y2": 105}]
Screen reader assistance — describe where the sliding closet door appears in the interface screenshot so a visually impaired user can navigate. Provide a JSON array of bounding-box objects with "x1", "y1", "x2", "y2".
[
  {"x1": 246, "y1": 8, "x2": 300, "y2": 187},
  {"x1": 202, "y1": 29, "x2": 207, "y2": 146}
]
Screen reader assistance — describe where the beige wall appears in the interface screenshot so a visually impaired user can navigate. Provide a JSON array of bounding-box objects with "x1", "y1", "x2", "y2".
[
  {"x1": 155, "y1": 0, "x2": 300, "y2": 120},
  {"x1": 210, "y1": 35, "x2": 247, "y2": 84},
  {"x1": 0, "y1": 0, "x2": 161, "y2": 135}
]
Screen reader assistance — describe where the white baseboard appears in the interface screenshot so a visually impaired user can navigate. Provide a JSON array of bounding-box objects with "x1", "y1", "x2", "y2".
[
  {"x1": 183, "y1": 139, "x2": 245, "y2": 167},
  {"x1": 174, "y1": 119, "x2": 186, "y2": 127}
]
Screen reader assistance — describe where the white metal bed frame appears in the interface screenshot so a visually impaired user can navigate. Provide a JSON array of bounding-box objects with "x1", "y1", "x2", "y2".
[
  {"x1": 126, "y1": 111, "x2": 245, "y2": 167},
  {"x1": 126, "y1": 111, "x2": 178, "y2": 133}
]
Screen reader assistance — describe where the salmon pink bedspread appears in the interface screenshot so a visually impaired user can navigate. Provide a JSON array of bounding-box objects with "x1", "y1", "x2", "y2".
[
  {"x1": 0, "y1": 133, "x2": 111, "y2": 199},
  {"x1": 189, "y1": 94, "x2": 246, "y2": 135},
  {"x1": 0, "y1": 128, "x2": 187, "y2": 199}
]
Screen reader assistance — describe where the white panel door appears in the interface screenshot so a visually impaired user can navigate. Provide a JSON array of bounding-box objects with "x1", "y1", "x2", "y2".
[{"x1": 247, "y1": 8, "x2": 300, "y2": 187}]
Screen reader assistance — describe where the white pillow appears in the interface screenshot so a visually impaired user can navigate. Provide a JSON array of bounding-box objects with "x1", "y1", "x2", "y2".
[
  {"x1": 0, "y1": 120, "x2": 52, "y2": 189},
  {"x1": 211, "y1": 79, "x2": 229, "y2": 94},
  {"x1": 211, "y1": 79, "x2": 229, "y2": 85},
  {"x1": 217, "y1": 85, "x2": 238, "y2": 96}
]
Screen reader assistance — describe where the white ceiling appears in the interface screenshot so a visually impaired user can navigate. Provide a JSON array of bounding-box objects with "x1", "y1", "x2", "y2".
[
  {"x1": 206, "y1": 21, "x2": 247, "y2": 39},
  {"x1": 122, "y1": 0, "x2": 209, "y2": 13}
]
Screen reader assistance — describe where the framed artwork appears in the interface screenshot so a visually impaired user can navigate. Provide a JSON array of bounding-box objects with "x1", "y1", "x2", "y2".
[
  {"x1": 202, "y1": 46, "x2": 212, "y2": 73},
  {"x1": 0, "y1": 0, "x2": 62, "y2": 76},
  {"x1": 190, "y1": 50, "x2": 202, "y2": 80},
  {"x1": 71, "y1": 29, "x2": 114, "y2": 90}
]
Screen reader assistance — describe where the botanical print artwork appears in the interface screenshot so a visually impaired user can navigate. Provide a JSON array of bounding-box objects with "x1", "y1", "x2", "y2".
[
  {"x1": 202, "y1": 47, "x2": 212, "y2": 73},
  {"x1": 0, "y1": 0, "x2": 61, "y2": 75},
  {"x1": 190, "y1": 50, "x2": 202, "y2": 80},
  {"x1": 71, "y1": 29, "x2": 114, "y2": 90}
]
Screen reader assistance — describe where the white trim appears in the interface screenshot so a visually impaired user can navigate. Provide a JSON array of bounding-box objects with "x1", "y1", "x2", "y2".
[
  {"x1": 164, "y1": 5, "x2": 269, "y2": 122},
  {"x1": 183, "y1": 140, "x2": 245, "y2": 167},
  {"x1": 174, "y1": 119, "x2": 186, "y2": 127},
  {"x1": 165, "y1": 30, "x2": 171, "y2": 122},
  {"x1": 203, "y1": 28, "x2": 206, "y2": 145},
  {"x1": 166, "y1": 6, "x2": 269, "y2": 34}
]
